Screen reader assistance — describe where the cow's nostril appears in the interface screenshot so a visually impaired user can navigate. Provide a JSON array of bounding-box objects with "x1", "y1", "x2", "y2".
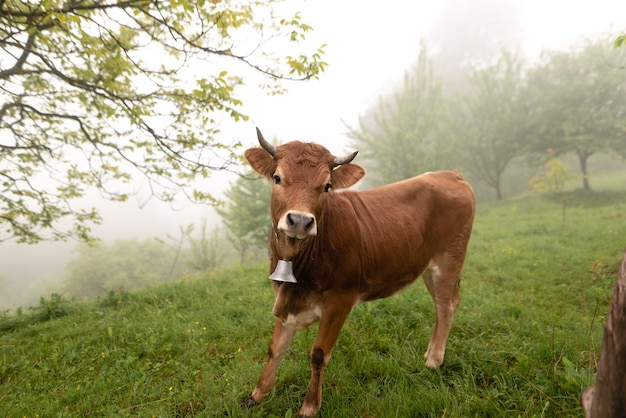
[{"x1": 286, "y1": 212, "x2": 296, "y2": 229}]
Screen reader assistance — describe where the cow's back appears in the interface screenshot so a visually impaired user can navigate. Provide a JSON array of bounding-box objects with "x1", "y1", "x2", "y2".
[{"x1": 321, "y1": 170, "x2": 474, "y2": 300}]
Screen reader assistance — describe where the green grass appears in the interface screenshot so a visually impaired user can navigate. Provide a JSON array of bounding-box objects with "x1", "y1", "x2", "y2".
[{"x1": 1, "y1": 190, "x2": 626, "y2": 417}]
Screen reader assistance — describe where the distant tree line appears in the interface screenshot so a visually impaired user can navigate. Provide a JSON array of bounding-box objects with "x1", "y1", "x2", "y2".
[
  {"x1": 348, "y1": 37, "x2": 626, "y2": 200},
  {"x1": 59, "y1": 220, "x2": 233, "y2": 300}
]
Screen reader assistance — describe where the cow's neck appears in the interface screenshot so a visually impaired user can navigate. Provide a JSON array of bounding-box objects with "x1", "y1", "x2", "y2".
[
  {"x1": 271, "y1": 194, "x2": 356, "y2": 281},
  {"x1": 271, "y1": 222, "x2": 312, "y2": 261}
]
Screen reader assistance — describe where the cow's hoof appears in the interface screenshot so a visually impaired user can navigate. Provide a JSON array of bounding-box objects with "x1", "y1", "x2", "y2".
[
  {"x1": 424, "y1": 353, "x2": 444, "y2": 369},
  {"x1": 242, "y1": 396, "x2": 257, "y2": 408}
]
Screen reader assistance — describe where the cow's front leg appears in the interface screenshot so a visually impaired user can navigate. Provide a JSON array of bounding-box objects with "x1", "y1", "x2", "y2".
[
  {"x1": 245, "y1": 319, "x2": 296, "y2": 407},
  {"x1": 298, "y1": 303, "x2": 353, "y2": 418}
]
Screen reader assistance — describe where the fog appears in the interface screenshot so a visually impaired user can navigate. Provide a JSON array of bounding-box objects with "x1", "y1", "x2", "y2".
[{"x1": 1, "y1": 0, "x2": 624, "y2": 308}]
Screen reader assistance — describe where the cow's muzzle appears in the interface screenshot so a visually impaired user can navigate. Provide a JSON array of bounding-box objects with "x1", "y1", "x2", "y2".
[{"x1": 278, "y1": 210, "x2": 317, "y2": 239}]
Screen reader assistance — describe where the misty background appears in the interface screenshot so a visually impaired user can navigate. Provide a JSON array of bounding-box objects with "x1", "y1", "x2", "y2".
[{"x1": 1, "y1": 0, "x2": 625, "y2": 308}]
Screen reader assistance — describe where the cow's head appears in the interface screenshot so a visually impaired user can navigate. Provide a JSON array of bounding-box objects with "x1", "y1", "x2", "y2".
[{"x1": 245, "y1": 128, "x2": 365, "y2": 259}]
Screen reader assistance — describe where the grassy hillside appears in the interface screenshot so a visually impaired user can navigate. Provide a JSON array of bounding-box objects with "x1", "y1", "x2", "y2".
[{"x1": 1, "y1": 190, "x2": 625, "y2": 417}]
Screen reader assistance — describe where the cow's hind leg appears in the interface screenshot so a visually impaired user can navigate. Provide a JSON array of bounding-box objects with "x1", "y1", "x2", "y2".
[
  {"x1": 244, "y1": 319, "x2": 296, "y2": 407},
  {"x1": 422, "y1": 257, "x2": 462, "y2": 369}
]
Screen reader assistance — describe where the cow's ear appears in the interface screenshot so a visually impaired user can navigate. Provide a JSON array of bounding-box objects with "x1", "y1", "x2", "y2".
[
  {"x1": 244, "y1": 148, "x2": 276, "y2": 179},
  {"x1": 332, "y1": 163, "x2": 366, "y2": 189}
]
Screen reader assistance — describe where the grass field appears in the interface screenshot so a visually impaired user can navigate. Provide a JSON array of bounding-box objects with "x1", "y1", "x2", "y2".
[{"x1": 1, "y1": 187, "x2": 625, "y2": 417}]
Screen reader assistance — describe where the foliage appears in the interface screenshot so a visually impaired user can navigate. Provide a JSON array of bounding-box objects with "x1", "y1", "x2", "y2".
[
  {"x1": 448, "y1": 49, "x2": 528, "y2": 199},
  {"x1": 1, "y1": 187, "x2": 626, "y2": 416},
  {"x1": 615, "y1": 34, "x2": 626, "y2": 48},
  {"x1": 0, "y1": 293, "x2": 73, "y2": 332},
  {"x1": 0, "y1": 0, "x2": 327, "y2": 244},
  {"x1": 347, "y1": 42, "x2": 449, "y2": 187},
  {"x1": 529, "y1": 154, "x2": 579, "y2": 196},
  {"x1": 217, "y1": 173, "x2": 271, "y2": 264},
  {"x1": 525, "y1": 38, "x2": 626, "y2": 190},
  {"x1": 61, "y1": 238, "x2": 180, "y2": 299},
  {"x1": 29, "y1": 293, "x2": 74, "y2": 321},
  {"x1": 529, "y1": 153, "x2": 579, "y2": 222}
]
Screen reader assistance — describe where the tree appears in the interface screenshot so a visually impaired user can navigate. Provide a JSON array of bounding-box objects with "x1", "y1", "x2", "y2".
[
  {"x1": 184, "y1": 219, "x2": 226, "y2": 273},
  {"x1": 216, "y1": 173, "x2": 271, "y2": 265},
  {"x1": 156, "y1": 223, "x2": 194, "y2": 278},
  {"x1": 529, "y1": 152, "x2": 579, "y2": 223},
  {"x1": 0, "y1": 0, "x2": 326, "y2": 244},
  {"x1": 448, "y1": 49, "x2": 528, "y2": 200},
  {"x1": 346, "y1": 42, "x2": 449, "y2": 187},
  {"x1": 525, "y1": 38, "x2": 626, "y2": 190}
]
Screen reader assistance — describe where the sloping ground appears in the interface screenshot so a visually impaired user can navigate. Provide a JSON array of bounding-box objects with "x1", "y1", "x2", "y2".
[{"x1": 1, "y1": 190, "x2": 626, "y2": 417}]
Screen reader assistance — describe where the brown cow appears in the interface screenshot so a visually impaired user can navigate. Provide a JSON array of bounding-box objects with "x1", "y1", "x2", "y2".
[{"x1": 243, "y1": 128, "x2": 475, "y2": 417}]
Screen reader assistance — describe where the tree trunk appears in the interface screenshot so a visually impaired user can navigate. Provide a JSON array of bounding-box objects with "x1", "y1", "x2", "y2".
[
  {"x1": 581, "y1": 250, "x2": 626, "y2": 417},
  {"x1": 495, "y1": 176, "x2": 503, "y2": 200},
  {"x1": 577, "y1": 150, "x2": 593, "y2": 191}
]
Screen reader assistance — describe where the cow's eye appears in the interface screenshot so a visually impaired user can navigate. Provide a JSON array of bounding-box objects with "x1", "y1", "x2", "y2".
[
  {"x1": 324, "y1": 182, "x2": 332, "y2": 192},
  {"x1": 273, "y1": 175, "x2": 281, "y2": 185}
]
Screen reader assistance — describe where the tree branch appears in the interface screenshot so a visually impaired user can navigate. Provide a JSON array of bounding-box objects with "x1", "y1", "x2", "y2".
[{"x1": 0, "y1": 31, "x2": 36, "y2": 80}]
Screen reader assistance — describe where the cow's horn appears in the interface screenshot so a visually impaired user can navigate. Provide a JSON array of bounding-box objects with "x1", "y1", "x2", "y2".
[
  {"x1": 333, "y1": 151, "x2": 358, "y2": 167},
  {"x1": 256, "y1": 127, "x2": 277, "y2": 156}
]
